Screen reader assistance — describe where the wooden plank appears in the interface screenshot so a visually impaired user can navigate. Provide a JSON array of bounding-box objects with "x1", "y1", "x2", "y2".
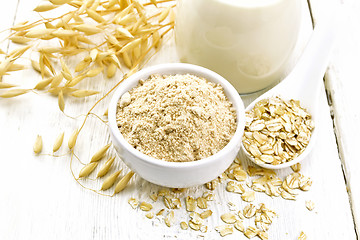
[
  {"x1": 0, "y1": 1, "x2": 18, "y2": 52},
  {"x1": 0, "y1": 0, "x2": 356, "y2": 240},
  {"x1": 308, "y1": 0, "x2": 360, "y2": 236}
]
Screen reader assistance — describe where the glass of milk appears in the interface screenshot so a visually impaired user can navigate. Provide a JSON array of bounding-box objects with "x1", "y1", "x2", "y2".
[{"x1": 175, "y1": 0, "x2": 302, "y2": 94}]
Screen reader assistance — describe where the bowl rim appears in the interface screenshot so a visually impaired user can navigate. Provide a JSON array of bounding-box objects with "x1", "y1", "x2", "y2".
[{"x1": 108, "y1": 63, "x2": 245, "y2": 169}]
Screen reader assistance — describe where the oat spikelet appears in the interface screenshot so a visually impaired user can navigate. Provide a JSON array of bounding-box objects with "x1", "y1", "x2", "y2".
[
  {"x1": 90, "y1": 144, "x2": 111, "y2": 162},
  {"x1": 49, "y1": 0, "x2": 72, "y2": 5},
  {"x1": 67, "y1": 75, "x2": 86, "y2": 87},
  {"x1": 78, "y1": 162, "x2": 98, "y2": 178},
  {"x1": 158, "y1": 7, "x2": 171, "y2": 23},
  {"x1": 50, "y1": 74, "x2": 64, "y2": 88},
  {"x1": 114, "y1": 171, "x2": 134, "y2": 194},
  {"x1": 0, "y1": 58, "x2": 13, "y2": 76},
  {"x1": 86, "y1": 67, "x2": 103, "y2": 77},
  {"x1": 97, "y1": 157, "x2": 115, "y2": 178},
  {"x1": 52, "y1": 29, "x2": 78, "y2": 37},
  {"x1": 107, "y1": 63, "x2": 117, "y2": 78},
  {"x1": 122, "y1": 52, "x2": 132, "y2": 68},
  {"x1": 33, "y1": 135, "x2": 43, "y2": 154},
  {"x1": 70, "y1": 89, "x2": 99, "y2": 98},
  {"x1": 58, "y1": 90, "x2": 65, "y2": 112},
  {"x1": 0, "y1": 83, "x2": 17, "y2": 89},
  {"x1": 90, "y1": 49, "x2": 98, "y2": 61},
  {"x1": 119, "y1": 38, "x2": 142, "y2": 53},
  {"x1": 73, "y1": 24, "x2": 102, "y2": 35},
  {"x1": 9, "y1": 36, "x2": 32, "y2": 44},
  {"x1": 34, "y1": 77, "x2": 53, "y2": 90},
  {"x1": 34, "y1": 2, "x2": 58, "y2": 12},
  {"x1": 75, "y1": 59, "x2": 91, "y2": 72},
  {"x1": 101, "y1": 170, "x2": 122, "y2": 190},
  {"x1": 68, "y1": 129, "x2": 79, "y2": 149},
  {"x1": 31, "y1": 60, "x2": 51, "y2": 77},
  {"x1": 25, "y1": 29, "x2": 54, "y2": 38},
  {"x1": 8, "y1": 63, "x2": 26, "y2": 72},
  {"x1": 152, "y1": 30, "x2": 161, "y2": 48},
  {"x1": 53, "y1": 132, "x2": 64, "y2": 152},
  {"x1": 0, "y1": 89, "x2": 29, "y2": 98},
  {"x1": 86, "y1": 9, "x2": 105, "y2": 23},
  {"x1": 115, "y1": 26, "x2": 133, "y2": 38}
]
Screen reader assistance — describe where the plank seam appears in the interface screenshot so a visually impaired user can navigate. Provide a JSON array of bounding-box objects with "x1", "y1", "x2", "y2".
[
  {"x1": 307, "y1": 0, "x2": 358, "y2": 238},
  {"x1": 6, "y1": 0, "x2": 21, "y2": 53},
  {"x1": 324, "y1": 69, "x2": 359, "y2": 240}
]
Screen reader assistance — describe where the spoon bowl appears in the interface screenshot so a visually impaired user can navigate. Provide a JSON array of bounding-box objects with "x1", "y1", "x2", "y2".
[{"x1": 241, "y1": 8, "x2": 339, "y2": 169}]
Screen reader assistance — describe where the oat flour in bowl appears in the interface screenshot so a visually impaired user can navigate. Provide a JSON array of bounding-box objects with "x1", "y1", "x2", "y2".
[{"x1": 116, "y1": 74, "x2": 237, "y2": 162}]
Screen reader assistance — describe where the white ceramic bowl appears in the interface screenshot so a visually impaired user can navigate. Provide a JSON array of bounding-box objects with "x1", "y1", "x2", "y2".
[{"x1": 108, "y1": 63, "x2": 245, "y2": 188}]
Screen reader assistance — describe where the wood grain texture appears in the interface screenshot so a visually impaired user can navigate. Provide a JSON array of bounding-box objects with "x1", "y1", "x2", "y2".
[
  {"x1": 309, "y1": 0, "x2": 360, "y2": 236},
  {"x1": 0, "y1": 0, "x2": 18, "y2": 52},
  {"x1": 0, "y1": 0, "x2": 357, "y2": 239}
]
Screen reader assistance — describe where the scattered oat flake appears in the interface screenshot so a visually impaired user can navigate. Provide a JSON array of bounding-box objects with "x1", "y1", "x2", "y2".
[
  {"x1": 156, "y1": 209, "x2": 165, "y2": 216},
  {"x1": 243, "y1": 204, "x2": 257, "y2": 218},
  {"x1": 128, "y1": 198, "x2": 139, "y2": 209},
  {"x1": 238, "y1": 210, "x2": 245, "y2": 220},
  {"x1": 299, "y1": 176, "x2": 312, "y2": 191},
  {"x1": 200, "y1": 210, "x2": 213, "y2": 219},
  {"x1": 291, "y1": 163, "x2": 301, "y2": 172},
  {"x1": 205, "y1": 180, "x2": 218, "y2": 190},
  {"x1": 221, "y1": 213, "x2": 237, "y2": 224},
  {"x1": 215, "y1": 225, "x2": 233, "y2": 237},
  {"x1": 150, "y1": 193, "x2": 158, "y2": 202},
  {"x1": 145, "y1": 212, "x2": 154, "y2": 219},
  {"x1": 189, "y1": 221, "x2": 200, "y2": 231},
  {"x1": 234, "y1": 220, "x2": 244, "y2": 232},
  {"x1": 186, "y1": 196, "x2": 196, "y2": 212},
  {"x1": 233, "y1": 167, "x2": 247, "y2": 181},
  {"x1": 200, "y1": 225, "x2": 208, "y2": 233},
  {"x1": 298, "y1": 231, "x2": 307, "y2": 240},
  {"x1": 164, "y1": 211, "x2": 174, "y2": 227},
  {"x1": 258, "y1": 231, "x2": 269, "y2": 240},
  {"x1": 203, "y1": 192, "x2": 215, "y2": 201},
  {"x1": 242, "y1": 191, "x2": 256, "y2": 202},
  {"x1": 226, "y1": 181, "x2": 245, "y2": 194},
  {"x1": 281, "y1": 190, "x2": 296, "y2": 200},
  {"x1": 139, "y1": 202, "x2": 153, "y2": 211},
  {"x1": 172, "y1": 188, "x2": 185, "y2": 193},
  {"x1": 244, "y1": 226, "x2": 260, "y2": 239},
  {"x1": 190, "y1": 212, "x2": 204, "y2": 225},
  {"x1": 197, "y1": 197, "x2": 208, "y2": 209},
  {"x1": 180, "y1": 221, "x2": 188, "y2": 230},
  {"x1": 158, "y1": 189, "x2": 170, "y2": 196},
  {"x1": 305, "y1": 200, "x2": 315, "y2": 211},
  {"x1": 227, "y1": 202, "x2": 237, "y2": 211}
]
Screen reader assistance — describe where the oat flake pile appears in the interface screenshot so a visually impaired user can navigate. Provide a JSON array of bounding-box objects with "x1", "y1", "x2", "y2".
[{"x1": 116, "y1": 74, "x2": 237, "y2": 162}]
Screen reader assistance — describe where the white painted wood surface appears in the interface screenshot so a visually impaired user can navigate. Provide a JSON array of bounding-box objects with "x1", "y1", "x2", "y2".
[
  {"x1": 307, "y1": 0, "x2": 360, "y2": 236},
  {"x1": 0, "y1": 0, "x2": 358, "y2": 239}
]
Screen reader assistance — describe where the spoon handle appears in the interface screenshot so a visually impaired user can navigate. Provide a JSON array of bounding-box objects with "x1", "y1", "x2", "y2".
[{"x1": 283, "y1": 6, "x2": 340, "y2": 104}]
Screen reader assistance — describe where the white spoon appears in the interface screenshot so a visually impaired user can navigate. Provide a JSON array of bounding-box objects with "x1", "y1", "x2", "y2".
[{"x1": 241, "y1": 9, "x2": 339, "y2": 169}]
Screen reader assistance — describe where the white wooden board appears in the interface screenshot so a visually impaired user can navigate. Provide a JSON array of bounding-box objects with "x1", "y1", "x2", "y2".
[{"x1": 308, "y1": 0, "x2": 360, "y2": 236}]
